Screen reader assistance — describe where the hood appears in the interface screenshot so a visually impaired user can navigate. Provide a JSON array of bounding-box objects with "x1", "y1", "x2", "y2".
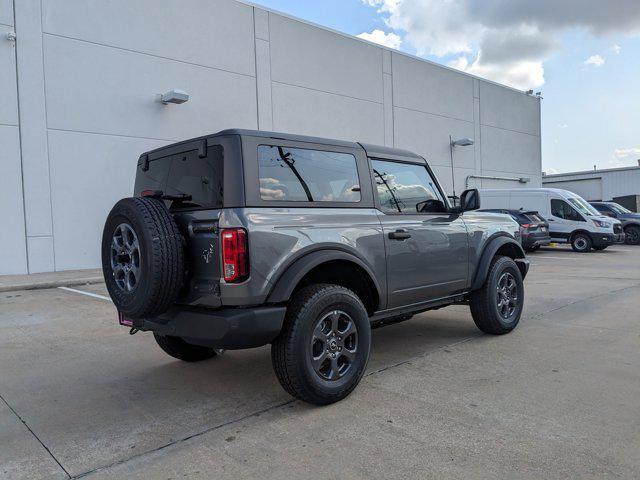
[
  {"x1": 588, "y1": 215, "x2": 621, "y2": 226},
  {"x1": 619, "y1": 213, "x2": 640, "y2": 219}
]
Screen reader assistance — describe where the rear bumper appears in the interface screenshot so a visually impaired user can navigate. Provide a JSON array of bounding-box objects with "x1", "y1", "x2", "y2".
[
  {"x1": 522, "y1": 234, "x2": 551, "y2": 249},
  {"x1": 133, "y1": 305, "x2": 286, "y2": 350}
]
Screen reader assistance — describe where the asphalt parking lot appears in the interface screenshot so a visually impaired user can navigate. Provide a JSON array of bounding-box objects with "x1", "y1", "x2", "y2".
[{"x1": 1, "y1": 245, "x2": 639, "y2": 479}]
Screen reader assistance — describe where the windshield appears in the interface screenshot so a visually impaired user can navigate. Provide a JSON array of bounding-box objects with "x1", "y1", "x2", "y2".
[
  {"x1": 568, "y1": 197, "x2": 600, "y2": 216},
  {"x1": 608, "y1": 203, "x2": 632, "y2": 214}
]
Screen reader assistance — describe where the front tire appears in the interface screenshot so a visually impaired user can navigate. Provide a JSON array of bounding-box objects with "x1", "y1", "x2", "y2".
[
  {"x1": 470, "y1": 256, "x2": 524, "y2": 335},
  {"x1": 271, "y1": 284, "x2": 371, "y2": 405},
  {"x1": 154, "y1": 334, "x2": 218, "y2": 362},
  {"x1": 571, "y1": 233, "x2": 592, "y2": 253},
  {"x1": 625, "y1": 225, "x2": 640, "y2": 245}
]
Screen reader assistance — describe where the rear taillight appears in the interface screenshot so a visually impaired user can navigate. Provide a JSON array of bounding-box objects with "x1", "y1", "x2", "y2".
[
  {"x1": 521, "y1": 223, "x2": 534, "y2": 229},
  {"x1": 221, "y1": 228, "x2": 249, "y2": 283}
]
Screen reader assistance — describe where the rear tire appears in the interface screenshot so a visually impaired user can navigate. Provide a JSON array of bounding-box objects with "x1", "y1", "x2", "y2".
[
  {"x1": 625, "y1": 225, "x2": 640, "y2": 245},
  {"x1": 570, "y1": 233, "x2": 592, "y2": 253},
  {"x1": 271, "y1": 284, "x2": 371, "y2": 405},
  {"x1": 154, "y1": 334, "x2": 218, "y2": 362},
  {"x1": 470, "y1": 256, "x2": 524, "y2": 335}
]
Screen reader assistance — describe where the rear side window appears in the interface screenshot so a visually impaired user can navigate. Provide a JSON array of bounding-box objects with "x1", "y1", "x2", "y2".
[
  {"x1": 551, "y1": 199, "x2": 583, "y2": 221},
  {"x1": 135, "y1": 146, "x2": 224, "y2": 209},
  {"x1": 258, "y1": 146, "x2": 361, "y2": 203},
  {"x1": 371, "y1": 159, "x2": 446, "y2": 214}
]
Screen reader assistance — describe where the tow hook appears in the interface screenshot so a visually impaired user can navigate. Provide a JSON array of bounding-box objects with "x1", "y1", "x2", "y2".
[{"x1": 129, "y1": 328, "x2": 139, "y2": 335}]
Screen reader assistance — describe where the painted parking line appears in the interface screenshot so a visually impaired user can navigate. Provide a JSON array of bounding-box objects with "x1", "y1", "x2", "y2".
[
  {"x1": 529, "y1": 256, "x2": 580, "y2": 260},
  {"x1": 58, "y1": 286, "x2": 111, "y2": 302}
]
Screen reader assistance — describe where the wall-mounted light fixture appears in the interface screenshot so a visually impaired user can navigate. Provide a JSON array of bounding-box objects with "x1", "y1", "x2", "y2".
[
  {"x1": 451, "y1": 137, "x2": 475, "y2": 147},
  {"x1": 449, "y1": 136, "x2": 475, "y2": 197},
  {"x1": 159, "y1": 89, "x2": 190, "y2": 105}
]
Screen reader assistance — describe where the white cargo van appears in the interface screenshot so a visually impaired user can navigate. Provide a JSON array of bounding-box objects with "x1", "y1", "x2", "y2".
[{"x1": 479, "y1": 188, "x2": 625, "y2": 252}]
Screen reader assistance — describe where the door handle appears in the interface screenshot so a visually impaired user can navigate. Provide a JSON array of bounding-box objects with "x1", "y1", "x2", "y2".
[{"x1": 389, "y1": 229, "x2": 411, "y2": 240}]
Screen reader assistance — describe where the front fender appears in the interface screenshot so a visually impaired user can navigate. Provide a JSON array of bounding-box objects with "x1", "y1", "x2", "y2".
[
  {"x1": 471, "y1": 235, "x2": 527, "y2": 290},
  {"x1": 267, "y1": 249, "x2": 383, "y2": 305}
]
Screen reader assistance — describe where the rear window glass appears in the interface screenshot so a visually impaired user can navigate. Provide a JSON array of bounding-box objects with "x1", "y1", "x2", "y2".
[
  {"x1": 135, "y1": 146, "x2": 223, "y2": 209},
  {"x1": 525, "y1": 212, "x2": 546, "y2": 222},
  {"x1": 258, "y1": 145, "x2": 361, "y2": 203}
]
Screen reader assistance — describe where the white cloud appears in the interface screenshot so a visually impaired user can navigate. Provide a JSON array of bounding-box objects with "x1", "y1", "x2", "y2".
[
  {"x1": 449, "y1": 55, "x2": 545, "y2": 90},
  {"x1": 357, "y1": 29, "x2": 402, "y2": 49},
  {"x1": 612, "y1": 43, "x2": 622, "y2": 54},
  {"x1": 584, "y1": 54, "x2": 605, "y2": 67},
  {"x1": 611, "y1": 147, "x2": 640, "y2": 166},
  {"x1": 558, "y1": 123, "x2": 569, "y2": 128},
  {"x1": 362, "y1": 0, "x2": 640, "y2": 89}
]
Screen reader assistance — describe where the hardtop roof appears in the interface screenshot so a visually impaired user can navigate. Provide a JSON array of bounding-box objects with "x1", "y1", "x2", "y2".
[{"x1": 140, "y1": 129, "x2": 423, "y2": 162}]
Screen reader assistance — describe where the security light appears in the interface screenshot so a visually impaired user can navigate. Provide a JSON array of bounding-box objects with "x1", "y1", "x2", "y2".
[
  {"x1": 451, "y1": 138, "x2": 475, "y2": 147},
  {"x1": 519, "y1": 177, "x2": 531, "y2": 184},
  {"x1": 159, "y1": 89, "x2": 190, "y2": 105}
]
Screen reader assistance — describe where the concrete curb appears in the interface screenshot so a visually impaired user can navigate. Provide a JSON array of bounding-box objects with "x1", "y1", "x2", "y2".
[{"x1": 0, "y1": 277, "x2": 105, "y2": 294}]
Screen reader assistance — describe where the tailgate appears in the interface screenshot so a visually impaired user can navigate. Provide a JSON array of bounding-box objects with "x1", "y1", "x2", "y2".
[{"x1": 173, "y1": 210, "x2": 223, "y2": 308}]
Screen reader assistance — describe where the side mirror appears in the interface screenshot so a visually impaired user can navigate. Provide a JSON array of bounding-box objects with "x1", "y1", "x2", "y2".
[{"x1": 459, "y1": 188, "x2": 480, "y2": 212}]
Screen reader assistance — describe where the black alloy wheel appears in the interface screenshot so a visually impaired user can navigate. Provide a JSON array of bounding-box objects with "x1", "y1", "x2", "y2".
[
  {"x1": 110, "y1": 223, "x2": 142, "y2": 293},
  {"x1": 311, "y1": 310, "x2": 359, "y2": 381},
  {"x1": 496, "y1": 272, "x2": 519, "y2": 320}
]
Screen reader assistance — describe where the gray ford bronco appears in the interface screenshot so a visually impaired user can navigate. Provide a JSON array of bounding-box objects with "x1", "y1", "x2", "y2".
[{"x1": 102, "y1": 129, "x2": 529, "y2": 405}]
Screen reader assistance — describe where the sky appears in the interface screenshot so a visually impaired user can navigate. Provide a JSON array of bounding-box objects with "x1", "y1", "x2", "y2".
[{"x1": 252, "y1": 0, "x2": 640, "y2": 174}]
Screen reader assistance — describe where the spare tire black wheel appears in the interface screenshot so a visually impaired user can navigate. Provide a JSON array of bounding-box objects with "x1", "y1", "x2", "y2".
[{"x1": 102, "y1": 197, "x2": 184, "y2": 319}]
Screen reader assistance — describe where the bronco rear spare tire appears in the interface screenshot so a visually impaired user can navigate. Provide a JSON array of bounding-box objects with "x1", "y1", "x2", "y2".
[{"x1": 102, "y1": 197, "x2": 184, "y2": 319}]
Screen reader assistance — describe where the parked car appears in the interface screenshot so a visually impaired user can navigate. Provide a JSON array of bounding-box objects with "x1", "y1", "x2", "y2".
[
  {"x1": 589, "y1": 201, "x2": 640, "y2": 245},
  {"x1": 102, "y1": 129, "x2": 529, "y2": 405},
  {"x1": 479, "y1": 188, "x2": 625, "y2": 252},
  {"x1": 479, "y1": 209, "x2": 551, "y2": 252}
]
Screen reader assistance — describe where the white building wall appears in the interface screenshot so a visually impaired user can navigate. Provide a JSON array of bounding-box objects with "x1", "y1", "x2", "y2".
[
  {"x1": 1, "y1": 0, "x2": 542, "y2": 274},
  {"x1": 543, "y1": 167, "x2": 640, "y2": 201}
]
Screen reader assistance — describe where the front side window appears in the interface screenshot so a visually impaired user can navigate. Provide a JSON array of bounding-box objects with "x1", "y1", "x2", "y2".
[
  {"x1": 568, "y1": 197, "x2": 600, "y2": 216},
  {"x1": 551, "y1": 199, "x2": 584, "y2": 221},
  {"x1": 258, "y1": 146, "x2": 361, "y2": 203},
  {"x1": 371, "y1": 159, "x2": 446, "y2": 214}
]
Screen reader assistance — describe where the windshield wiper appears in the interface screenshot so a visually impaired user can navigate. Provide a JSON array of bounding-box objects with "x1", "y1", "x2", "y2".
[{"x1": 141, "y1": 190, "x2": 193, "y2": 202}]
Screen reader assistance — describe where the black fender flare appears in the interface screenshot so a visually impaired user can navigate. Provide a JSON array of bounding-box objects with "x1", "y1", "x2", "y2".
[
  {"x1": 267, "y1": 249, "x2": 383, "y2": 305},
  {"x1": 471, "y1": 235, "x2": 527, "y2": 290}
]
